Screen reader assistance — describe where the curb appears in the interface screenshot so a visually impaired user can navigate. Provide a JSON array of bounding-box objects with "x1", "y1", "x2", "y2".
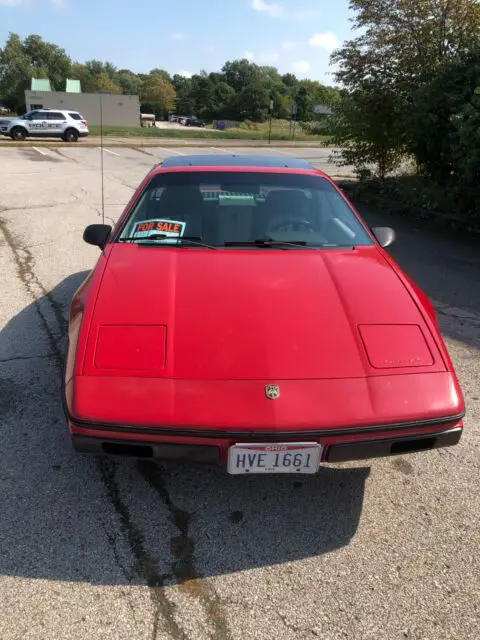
[{"x1": 0, "y1": 137, "x2": 330, "y2": 149}]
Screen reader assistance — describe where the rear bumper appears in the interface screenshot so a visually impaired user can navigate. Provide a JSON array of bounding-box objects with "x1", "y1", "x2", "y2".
[{"x1": 69, "y1": 422, "x2": 463, "y2": 466}]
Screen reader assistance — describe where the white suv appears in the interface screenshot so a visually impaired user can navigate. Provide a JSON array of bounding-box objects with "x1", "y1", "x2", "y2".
[{"x1": 0, "y1": 109, "x2": 89, "y2": 142}]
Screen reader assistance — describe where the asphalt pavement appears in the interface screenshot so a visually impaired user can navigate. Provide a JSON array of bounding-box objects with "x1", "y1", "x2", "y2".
[{"x1": 0, "y1": 144, "x2": 479, "y2": 640}]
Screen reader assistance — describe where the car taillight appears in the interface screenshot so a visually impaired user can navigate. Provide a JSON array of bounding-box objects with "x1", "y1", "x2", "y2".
[{"x1": 81, "y1": 120, "x2": 88, "y2": 126}]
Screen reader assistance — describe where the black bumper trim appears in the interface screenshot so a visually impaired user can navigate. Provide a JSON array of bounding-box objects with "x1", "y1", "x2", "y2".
[
  {"x1": 72, "y1": 436, "x2": 220, "y2": 464},
  {"x1": 72, "y1": 427, "x2": 462, "y2": 465},
  {"x1": 325, "y1": 427, "x2": 462, "y2": 462},
  {"x1": 64, "y1": 403, "x2": 464, "y2": 440}
]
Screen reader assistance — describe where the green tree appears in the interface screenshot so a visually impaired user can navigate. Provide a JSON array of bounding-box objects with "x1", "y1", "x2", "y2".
[
  {"x1": 410, "y1": 50, "x2": 480, "y2": 195},
  {"x1": 116, "y1": 70, "x2": 143, "y2": 95},
  {"x1": 141, "y1": 73, "x2": 176, "y2": 116},
  {"x1": 331, "y1": 0, "x2": 480, "y2": 177},
  {"x1": 0, "y1": 32, "x2": 71, "y2": 112},
  {"x1": 172, "y1": 74, "x2": 195, "y2": 114},
  {"x1": 93, "y1": 72, "x2": 122, "y2": 94},
  {"x1": 221, "y1": 59, "x2": 260, "y2": 93},
  {"x1": 331, "y1": 83, "x2": 406, "y2": 179}
]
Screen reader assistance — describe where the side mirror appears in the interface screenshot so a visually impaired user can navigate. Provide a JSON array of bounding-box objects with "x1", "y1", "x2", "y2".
[
  {"x1": 83, "y1": 224, "x2": 112, "y2": 249},
  {"x1": 371, "y1": 226, "x2": 396, "y2": 248}
]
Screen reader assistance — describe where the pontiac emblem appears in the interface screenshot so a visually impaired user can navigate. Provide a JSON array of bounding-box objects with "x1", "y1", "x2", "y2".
[{"x1": 265, "y1": 384, "x2": 280, "y2": 400}]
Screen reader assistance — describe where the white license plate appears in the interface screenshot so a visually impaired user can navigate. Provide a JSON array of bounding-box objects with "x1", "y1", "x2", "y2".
[{"x1": 227, "y1": 442, "x2": 322, "y2": 475}]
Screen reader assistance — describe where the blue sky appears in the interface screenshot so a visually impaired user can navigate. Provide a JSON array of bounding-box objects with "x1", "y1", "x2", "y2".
[{"x1": 0, "y1": 0, "x2": 352, "y2": 85}]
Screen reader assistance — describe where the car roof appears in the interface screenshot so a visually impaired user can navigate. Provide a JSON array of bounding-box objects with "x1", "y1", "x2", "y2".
[
  {"x1": 32, "y1": 108, "x2": 79, "y2": 113},
  {"x1": 159, "y1": 154, "x2": 315, "y2": 170}
]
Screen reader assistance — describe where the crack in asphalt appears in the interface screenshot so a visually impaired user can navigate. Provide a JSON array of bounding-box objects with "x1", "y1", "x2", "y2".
[
  {"x1": 0, "y1": 217, "x2": 67, "y2": 370},
  {"x1": 0, "y1": 201, "x2": 79, "y2": 212},
  {"x1": 0, "y1": 353, "x2": 55, "y2": 363},
  {"x1": 99, "y1": 458, "x2": 187, "y2": 640},
  {"x1": 436, "y1": 308, "x2": 480, "y2": 327},
  {"x1": 137, "y1": 460, "x2": 233, "y2": 640}
]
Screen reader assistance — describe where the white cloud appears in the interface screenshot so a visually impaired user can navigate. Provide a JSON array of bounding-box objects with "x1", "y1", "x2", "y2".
[
  {"x1": 244, "y1": 51, "x2": 255, "y2": 62},
  {"x1": 292, "y1": 60, "x2": 310, "y2": 74},
  {"x1": 177, "y1": 70, "x2": 193, "y2": 78},
  {"x1": 51, "y1": 0, "x2": 67, "y2": 7},
  {"x1": 308, "y1": 31, "x2": 339, "y2": 53},
  {"x1": 282, "y1": 40, "x2": 297, "y2": 51},
  {"x1": 171, "y1": 32, "x2": 185, "y2": 41},
  {"x1": 251, "y1": 0, "x2": 284, "y2": 18},
  {"x1": 296, "y1": 8, "x2": 321, "y2": 20},
  {"x1": 0, "y1": 0, "x2": 24, "y2": 5}
]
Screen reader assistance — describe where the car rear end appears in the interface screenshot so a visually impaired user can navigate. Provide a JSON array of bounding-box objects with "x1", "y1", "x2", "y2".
[
  {"x1": 0, "y1": 117, "x2": 13, "y2": 136},
  {"x1": 68, "y1": 111, "x2": 89, "y2": 137}
]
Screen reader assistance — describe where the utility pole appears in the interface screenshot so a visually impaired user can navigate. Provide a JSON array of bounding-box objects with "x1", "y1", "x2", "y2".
[{"x1": 268, "y1": 98, "x2": 274, "y2": 144}]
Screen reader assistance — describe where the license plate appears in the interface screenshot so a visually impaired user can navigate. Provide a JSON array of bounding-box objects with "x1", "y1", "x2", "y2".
[{"x1": 227, "y1": 442, "x2": 322, "y2": 475}]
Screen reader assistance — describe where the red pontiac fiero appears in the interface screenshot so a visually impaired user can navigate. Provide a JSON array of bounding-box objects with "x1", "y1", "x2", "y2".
[{"x1": 63, "y1": 155, "x2": 465, "y2": 474}]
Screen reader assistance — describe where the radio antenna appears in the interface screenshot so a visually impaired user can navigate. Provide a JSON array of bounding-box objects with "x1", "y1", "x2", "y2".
[{"x1": 99, "y1": 93, "x2": 105, "y2": 225}]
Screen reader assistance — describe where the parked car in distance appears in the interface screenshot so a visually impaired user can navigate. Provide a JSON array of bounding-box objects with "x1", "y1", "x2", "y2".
[
  {"x1": 0, "y1": 109, "x2": 89, "y2": 141},
  {"x1": 185, "y1": 117, "x2": 205, "y2": 127}
]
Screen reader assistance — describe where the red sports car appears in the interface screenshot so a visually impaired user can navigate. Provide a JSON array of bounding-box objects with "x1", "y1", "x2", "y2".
[{"x1": 63, "y1": 155, "x2": 465, "y2": 474}]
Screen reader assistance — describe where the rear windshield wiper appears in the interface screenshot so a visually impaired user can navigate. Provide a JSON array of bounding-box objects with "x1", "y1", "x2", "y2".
[
  {"x1": 224, "y1": 238, "x2": 317, "y2": 249},
  {"x1": 118, "y1": 234, "x2": 218, "y2": 249}
]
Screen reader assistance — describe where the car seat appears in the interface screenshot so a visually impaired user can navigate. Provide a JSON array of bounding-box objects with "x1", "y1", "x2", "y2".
[
  {"x1": 149, "y1": 185, "x2": 204, "y2": 236},
  {"x1": 258, "y1": 189, "x2": 314, "y2": 237}
]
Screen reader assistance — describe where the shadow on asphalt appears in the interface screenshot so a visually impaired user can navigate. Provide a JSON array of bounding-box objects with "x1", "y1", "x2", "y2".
[
  {"x1": 356, "y1": 204, "x2": 480, "y2": 351},
  {"x1": 0, "y1": 271, "x2": 369, "y2": 585}
]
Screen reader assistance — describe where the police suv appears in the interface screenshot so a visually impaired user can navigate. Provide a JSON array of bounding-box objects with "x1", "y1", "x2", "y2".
[{"x1": 0, "y1": 109, "x2": 89, "y2": 142}]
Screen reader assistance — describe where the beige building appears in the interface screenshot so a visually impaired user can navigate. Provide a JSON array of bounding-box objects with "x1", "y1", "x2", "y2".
[{"x1": 24, "y1": 78, "x2": 141, "y2": 127}]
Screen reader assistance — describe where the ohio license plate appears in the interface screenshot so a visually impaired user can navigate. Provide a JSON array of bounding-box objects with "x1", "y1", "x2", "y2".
[{"x1": 227, "y1": 443, "x2": 322, "y2": 475}]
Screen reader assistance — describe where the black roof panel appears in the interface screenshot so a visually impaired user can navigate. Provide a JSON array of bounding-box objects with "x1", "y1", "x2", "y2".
[{"x1": 161, "y1": 154, "x2": 314, "y2": 170}]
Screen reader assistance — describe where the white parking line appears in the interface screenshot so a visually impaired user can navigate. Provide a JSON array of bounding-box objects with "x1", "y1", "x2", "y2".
[
  {"x1": 210, "y1": 146, "x2": 230, "y2": 153},
  {"x1": 32, "y1": 146, "x2": 48, "y2": 156},
  {"x1": 271, "y1": 148, "x2": 295, "y2": 156},
  {"x1": 101, "y1": 148, "x2": 120, "y2": 156},
  {"x1": 156, "y1": 147, "x2": 186, "y2": 156}
]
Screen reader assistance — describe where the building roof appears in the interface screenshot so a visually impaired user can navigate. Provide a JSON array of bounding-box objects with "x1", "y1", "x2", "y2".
[
  {"x1": 31, "y1": 78, "x2": 52, "y2": 92},
  {"x1": 66, "y1": 79, "x2": 82, "y2": 93},
  {"x1": 161, "y1": 154, "x2": 314, "y2": 170}
]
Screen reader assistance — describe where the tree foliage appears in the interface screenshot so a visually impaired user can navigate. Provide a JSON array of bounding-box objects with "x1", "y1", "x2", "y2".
[
  {"x1": 410, "y1": 49, "x2": 480, "y2": 212},
  {"x1": 141, "y1": 73, "x2": 176, "y2": 116},
  {"x1": 331, "y1": 0, "x2": 480, "y2": 178}
]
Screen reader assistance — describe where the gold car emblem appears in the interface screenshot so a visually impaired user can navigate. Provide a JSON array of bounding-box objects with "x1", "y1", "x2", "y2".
[{"x1": 265, "y1": 385, "x2": 280, "y2": 400}]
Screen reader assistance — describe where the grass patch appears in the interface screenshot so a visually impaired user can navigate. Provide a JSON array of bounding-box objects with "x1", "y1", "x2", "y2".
[
  {"x1": 89, "y1": 124, "x2": 330, "y2": 143},
  {"x1": 341, "y1": 175, "x2": 480, "y2": 233}
]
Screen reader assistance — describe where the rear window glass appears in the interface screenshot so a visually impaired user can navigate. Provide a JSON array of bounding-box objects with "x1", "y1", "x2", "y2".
[
  {"x1": 47, "y1": 112, "x2": 66, "y2": 120},
  {"x1": 117, "y1": 171, "x2": 373, "y2": 248},
  {"x1": 68, "y1": 113, "x2": 82, "y2": 120}
]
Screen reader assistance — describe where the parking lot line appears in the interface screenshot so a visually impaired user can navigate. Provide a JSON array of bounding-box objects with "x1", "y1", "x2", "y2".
[
  {"x1": 210, "y1": 146, "x2": 230, "y2": 153},
  {"x1": 102, "y1": 148, "x2": 121, "y2": 157},
  {"x1": 32, "y1": 146, "x2": 48, "y2": 156},
  {"x1": 156, "y1": 147, "x2": 186, "y2": 156}
]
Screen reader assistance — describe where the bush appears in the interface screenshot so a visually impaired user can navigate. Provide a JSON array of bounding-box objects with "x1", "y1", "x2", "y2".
[{"x1": 330, "y1": 85, "x2": 406, "y2": 179}]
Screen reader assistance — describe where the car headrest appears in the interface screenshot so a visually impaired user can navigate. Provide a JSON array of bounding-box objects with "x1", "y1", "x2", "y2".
[
  {"x1": 264, "y1": 189, "x2": 310, "y2": 215},
  {"x1": 158, "y1": 186, "x2": 204, "y2": 213}
]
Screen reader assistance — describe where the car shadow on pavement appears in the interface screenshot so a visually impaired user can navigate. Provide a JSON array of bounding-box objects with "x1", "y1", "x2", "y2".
[{"x1": 0, "y1": 271, "x2": 370, "y2": 585}]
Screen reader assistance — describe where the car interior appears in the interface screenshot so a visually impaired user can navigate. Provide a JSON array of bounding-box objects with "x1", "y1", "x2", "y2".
[{"x1": 121, "y1": 181, "x2": 371, "y2": 247}]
